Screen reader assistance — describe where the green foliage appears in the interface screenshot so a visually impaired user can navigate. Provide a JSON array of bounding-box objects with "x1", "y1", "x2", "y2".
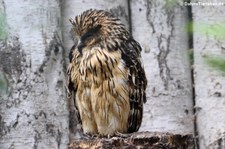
[
  {"x1": 186, "y1": 21, "x2": 225, "y2": 39},
  {"x1": 186, "y1": 22, "x2": 193, "y2": 36},
  {"x1": 165, "y1": 0, "x2": 179, "y2": 8},
  {"x1": 0, "y1": 10, "x2": 8, "y2": 40},
  {"x1": 204, "y1": 55, "x2": 225, "y2": 73},
  {"x1": 197, "y1": 23, "x2": 225, "y2": 73},
  {"x1": 0, "y1": 72, "x2": 8, "y2": 93},
  {"x1": 186, "y1": 21, "x2": 225, "y2": 73},
  {"x1": 0, "y1": 78, "x2": 7, "y2": 94},
  {"x1": 193, "y1": 22, "x2": 225, "y2": 39},
  {"x1": 0, "y1": 78, "x2": 5, "y2": 90}
]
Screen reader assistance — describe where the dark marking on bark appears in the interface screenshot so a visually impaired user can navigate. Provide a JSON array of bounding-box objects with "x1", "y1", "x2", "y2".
[
  {"x1": 54, "y1": 45, "x2": 59, "y2": 55},
  {"x1": 176, "y1": 79, "x2": 184, "y2": 89},
  {"x1": 146, "y1": 0, "x2": 175, "y2": 90},
  {"x1": 111, "y1": 4, "x2": 128, "y2": 20},
  {"x1": 0, "y1": 36, "x2": 28, "y2": 109},
  {"x1": 109, "y1": 5, "x2": 129, "y2": 29},
  {"x1": 0, "y1": 111, "x2": 32, "y2": 137},
  {"x1": 157, "y1": 34, "x2": 172, "y2": 90},
  {"x1": 39, "y1": 66, "x2": 44, "y2": 73},
  {"x1": 146, "y1": 0, "x2": 155, "y2": 34},
  {"x1": 0, "y1": 37, "x2": 23, "y2": 79},
  {"x1": 23, "y1": 111, "x2": 30, "y2": 117},
  {"x1": 0, "y1": 115, "x2": 8, "y2": 137},
  {"x1": 34, "y1": 130, "x2": 41, "y2": 149},
  {"x1": 56, "y1": 80, "x2": 63, "y2": 89},
  {"x1": 12, "y1": 114, "x2": 19, "y2": 128},
  {"x1": 46, "y1": 123, "x2": 55, "y2": 136},
  {"x1": 34, "y1": 111, "x2": 47, "y2": 120},
  {"x1": 213, "y1": 92, "x2": 222, "y2": 97},
  {"x1": 56, "y1": 129, "x2": 62, "y2": 148},
  {"x1": 39, "y1": 32, "x2": 64, "y2": 73}
]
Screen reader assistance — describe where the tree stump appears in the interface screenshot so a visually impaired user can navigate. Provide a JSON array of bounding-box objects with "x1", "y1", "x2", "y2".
[{"x1": 68, "y1": 132, "x2": 195, "y2": 149}]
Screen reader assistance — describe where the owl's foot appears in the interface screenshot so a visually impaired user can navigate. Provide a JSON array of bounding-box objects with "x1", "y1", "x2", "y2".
[{"x1": 80, "y1": 132, "x2": 100, "y2": 140}]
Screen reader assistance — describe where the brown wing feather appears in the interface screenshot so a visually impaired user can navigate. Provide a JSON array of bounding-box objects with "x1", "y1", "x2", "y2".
[
  {"x1": 121, "y1": 38, "x2": 147, "y2": 133},
  {"x1": 67, "y1": 45, "x2": 82, "y2": 127}
]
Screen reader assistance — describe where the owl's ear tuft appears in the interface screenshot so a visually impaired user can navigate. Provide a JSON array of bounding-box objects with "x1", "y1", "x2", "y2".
[{"x1": 69, "y1": 18, "x2": 75, "y2": 25}]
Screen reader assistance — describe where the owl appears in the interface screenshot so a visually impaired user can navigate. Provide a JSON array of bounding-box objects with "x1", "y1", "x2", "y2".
[{"x1": 67, "y1": 9, "x2": 147, "y2": 136}]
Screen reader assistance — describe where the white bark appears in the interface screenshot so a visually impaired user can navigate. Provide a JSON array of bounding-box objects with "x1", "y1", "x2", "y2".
[
  {"x1": 130, "y1": 0, "x2": 194, "y2": 134},
  {"x1": 192, "y1": 1, "x2": 225, "y2": 148},
  {"x1": 0, "y1": 0, "x2": 69, "y2": 148},
  {"x1": 61, "y1": 0, "x2": 130, "y2": 139}
]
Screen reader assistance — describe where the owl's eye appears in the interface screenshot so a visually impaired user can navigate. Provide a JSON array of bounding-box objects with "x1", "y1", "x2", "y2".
[
  {"x1": 81, "y1": 31, "x2": 93, "y2": 42},
  {"x1": 80, "y1": 25, "x2": 102, "y2": 42}
]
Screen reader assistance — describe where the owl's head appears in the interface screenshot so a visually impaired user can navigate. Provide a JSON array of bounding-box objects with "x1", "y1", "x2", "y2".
[{"x1": 69, "y1": 9, "x2": 130, "y2": 52}]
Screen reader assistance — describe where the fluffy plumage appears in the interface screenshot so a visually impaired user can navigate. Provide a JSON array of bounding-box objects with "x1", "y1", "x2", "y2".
[{"x1": 67, "y1": 9, "x2": 147, "y2": 136}]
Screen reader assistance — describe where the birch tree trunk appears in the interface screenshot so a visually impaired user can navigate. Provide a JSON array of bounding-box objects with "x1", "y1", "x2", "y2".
[
  {"x1": 130, "y1": 0, "x2": 194, "y2": 134},
  {"x1": 192, "y1": 1, "x2": 225, "y2": 148},
  {"x1": 61, "y1": 0, "x2": 130, "y2": 140},
  {"x1": 0, "y1": 0, "x2": 69, "y2": 148}
]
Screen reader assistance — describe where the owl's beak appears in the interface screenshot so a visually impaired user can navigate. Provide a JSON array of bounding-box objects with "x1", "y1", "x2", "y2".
[
  {"x1": 77, "y1": 40, "x2": 85, "y2": 55},
  {"x1": 77, "y1": 39, "x2": 81, "y2": 47}
]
